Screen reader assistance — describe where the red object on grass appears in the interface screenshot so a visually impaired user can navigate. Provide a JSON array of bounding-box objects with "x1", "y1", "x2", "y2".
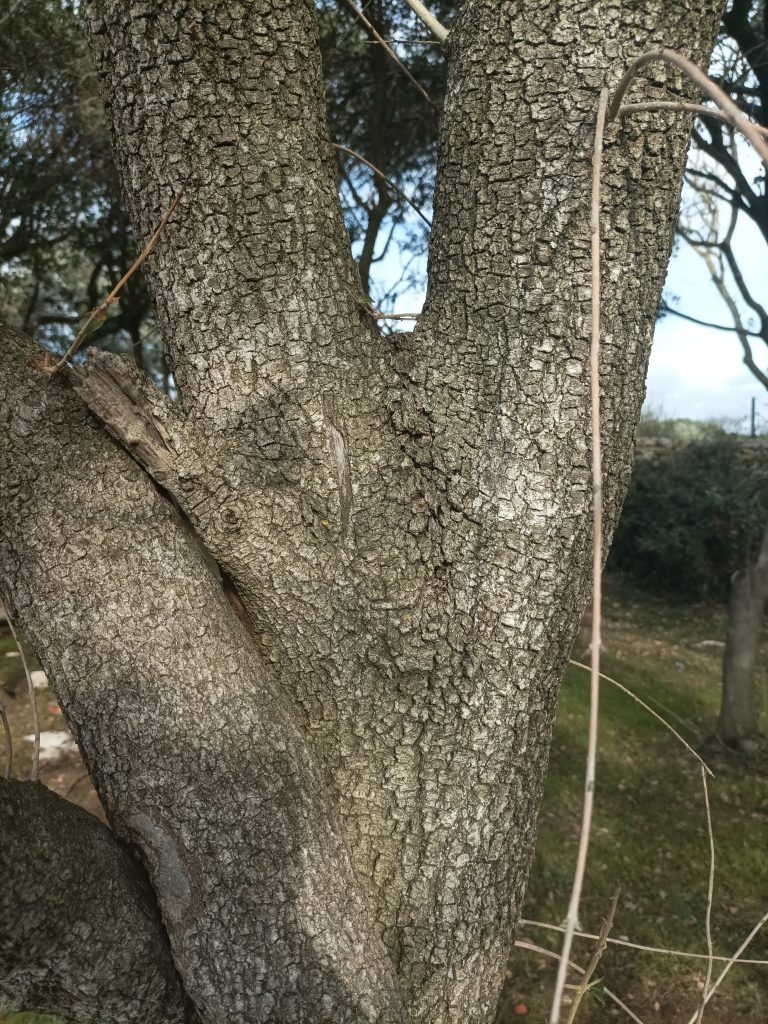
[{"x1": 514, "y1": 1004, "x2": 528, "y2": 1016}]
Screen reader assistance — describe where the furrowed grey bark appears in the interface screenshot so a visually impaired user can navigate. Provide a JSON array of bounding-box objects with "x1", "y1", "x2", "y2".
[
  {"x1": 0, "y1": 778, "x2": 190, "y2": 1024},
  {"x1": 0, "y1": 325, "x2": 403, "y2": 1024},
  {"x1": 70, "y1": 3, "x2": 725, "y2": 1022},
  {"x1": 4, "y1": 2, "x2": 726, "y2": 1022},
  {"x1": 81, "y1": 0, "x2": 375, "y2": 429}
]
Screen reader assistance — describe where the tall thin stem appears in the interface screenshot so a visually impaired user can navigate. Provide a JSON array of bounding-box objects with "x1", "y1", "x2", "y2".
[{"x1": 549, "y1": 85, "x2": 610, "y2": 1024}]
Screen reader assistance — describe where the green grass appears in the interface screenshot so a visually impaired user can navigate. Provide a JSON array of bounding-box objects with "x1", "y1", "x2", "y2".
[{"x1": 500, "y1": 583, "x2": 768, "y2": 1022}]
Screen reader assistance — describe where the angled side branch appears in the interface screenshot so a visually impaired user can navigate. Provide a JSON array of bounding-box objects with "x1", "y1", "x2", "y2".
[
  {"x1": 82, "y1": 0, "x2": 371, "y2": 426},
  {"x1": 1, "y1": 325, "x2": 404, "y2": 1024}
]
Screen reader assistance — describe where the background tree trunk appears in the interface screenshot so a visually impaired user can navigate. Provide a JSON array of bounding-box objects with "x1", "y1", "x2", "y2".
[
  {"x1": 718, "y1": 521, "x2": 768, "y2": 749},
  {"x1": 1, "y1": 2, "x2": 723, "y2": 1022}
]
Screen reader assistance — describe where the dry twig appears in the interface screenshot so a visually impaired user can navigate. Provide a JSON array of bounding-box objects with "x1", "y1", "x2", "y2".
[
  {"x1": 695, "y1": 768, "x2": 715, "y2": 1024},
  {"x1": 519, "y1": 919, "x2": 768, "y2": 965},
  {"x1": 568, "y1": 660, "x2": 713, "y2": 776},
  {"x1": 683, "y1": 908, "x2": 768, "y2": 1024},
  {"x1": 332, "y1": 143, "x2": 433, "y2": 226},
  {"x1": 402, "y1": 0, "x2": 448, "y2": 43},
  {"x1": 0, "y1": 690, "x2": 12, "y2": 779},
  {"x1": 549, "y1": 85, "x2": 610, "y2": 1024},
  {"x1": 340, "y1": 0, "x2": 436, "y2": 108},
  {"x1": 550, "y1": 48, "x2": 768, "y2": 1019},
  {"x1": 618, "y1": 101, "x2": 768, "y2": 139},
  {"x1": 515, "y1": 939, "x2": 646, "y2": 1024},
  {"x1": 44, "y1": 182, "x2": 187, "y2": 374},
  {"x1": 565, "y1": 888, "x2": 621, "y2": 1024},
  {"x1": 7, "y1": 609, "x2": 38, "y2": 782},
  {"x1": 608, "y1": 49, "x2": 768, "y2": 167},
  {"x1": 370, "y1": 311, "x2": 421, "y2": 319}
]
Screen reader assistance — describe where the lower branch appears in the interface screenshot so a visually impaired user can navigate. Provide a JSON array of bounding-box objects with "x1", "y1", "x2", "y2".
[
  {"x1": 1, "y1": 325, "x2": 404, "y2": 1024},
  {"x1": 0, "y1": 779, "x2": 191, "y2": 1024}
]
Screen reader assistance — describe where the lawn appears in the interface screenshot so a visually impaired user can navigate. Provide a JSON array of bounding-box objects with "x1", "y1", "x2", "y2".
[
  {"x1": 2, "y1": 583, "x2": 767, "y2": 1023},
  {"x1": 499, "y1": 582, "x2": 768, "y2": 1023}
]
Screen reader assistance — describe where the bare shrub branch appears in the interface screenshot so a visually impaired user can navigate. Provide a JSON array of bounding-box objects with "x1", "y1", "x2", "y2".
[
  {"x1": 6, "y1": 607, "x2": 38, "y2": 782},
  {"x1": 695, "y1": 767, "x2": 715, "y2": 1024},
  {"x1": 0, "y1": 690, "x2": 12, "y2": 779},
  {"x1": 565, "y1": 888, "x2": 621, "y2": 1024},
  {"x1": 44, "y1": 183, "x2": 187, "y2": 374},
  {"x1": 516, "y1": 940, "x2": 646, "y2": 1024},
  {"x1": 549, "y1": 84, "x2": 610, "y2": 1024},
  {"x1": 684, "y1": 908, "x2": 768, "y2": 1024},
  {"x1": 568, "y1": 660, "x2": 713, "y2": 776},
  {"x1": 519, "y1": 919, "x2": 768, "y2": 965}
]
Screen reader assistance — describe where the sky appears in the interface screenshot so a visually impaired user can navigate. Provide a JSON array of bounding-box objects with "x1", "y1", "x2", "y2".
[
  {"x1": 648, "y1": 209, "x2": 766, "y2": 430},
  {"x1": 372, "y1": 171, "x2": 767, "y2": 433}
]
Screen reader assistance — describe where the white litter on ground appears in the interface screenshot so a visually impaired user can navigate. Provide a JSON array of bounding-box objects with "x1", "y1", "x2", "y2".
[{"x1": 23, "y1": 731, "x2": 77, "y2": 762}]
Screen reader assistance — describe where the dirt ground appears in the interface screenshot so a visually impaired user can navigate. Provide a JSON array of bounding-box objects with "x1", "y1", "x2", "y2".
[{"x1": 1, "y1": 629, "x2": 102, "y2": 820}]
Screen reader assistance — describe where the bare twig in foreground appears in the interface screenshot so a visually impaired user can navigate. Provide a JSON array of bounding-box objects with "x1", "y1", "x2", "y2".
[
  {"x1": 0, "y1": 690, "x2": 12, "y2": 778},
  {"x1": 618, "y1": 101, "x2": 768, "y2": 139},
  {"x1": 340, "y1": 0, "x2": 436, "y2": 109},
  {"x1": 565, "y1": 888, "x2": 621, "y2": 1024},
  {"x1": 519, "y1": 919, "x2": 768, "y2": 965},
  {"x1": 515, "y1": 939, "x2": 646, "y2": 1024},
  {"x1": 7, "y1": 608, "x2": 38, "y2": 781},
  {"x1": 568, "y1": 660, "x2": 713, "y2": 776},
  {"x1": 684, "y1": 908, "x2": 768, "y2": 1024},
  {"x1": 44, "y1": 182, "x2": 187, "y2": 374},
  {"x1": 402, "y1": 0, "x2": 448, "y2": 43},
  {"x1": 332, "y1": 143, "x2": 433, "y2": 226},
  {"x1": 695, "y1": 768, "x2": 715, "y2": 1024},
  {"x1": 608, "y1": 49, "x2": 768, "y2": 167},
  {"x1": 549, "y1": 85, "x2": 610, "y2": 1024}
]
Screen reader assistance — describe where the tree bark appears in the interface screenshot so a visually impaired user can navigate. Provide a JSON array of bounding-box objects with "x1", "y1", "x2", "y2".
[
  {"x1": 718, "y1": 521, "x2": 768, "y2": 750},
  {"x1": 0, "y1": 325, "x2": 403, "y2": 1024},
  {"x1": 1, "y1": 2, "x2": 723, "y2": 1022},
  {"x1": 0, "y1": 779, "x2": 191, "y2": 1024}
]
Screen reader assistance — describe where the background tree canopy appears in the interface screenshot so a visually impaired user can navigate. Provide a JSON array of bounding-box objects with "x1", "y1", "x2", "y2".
[
  {"x1": 609, "y1": 436, "x2": 768, "y2": 597},
  {"x1": 1, "y1": 0, "x2": 459, "y2": 377}
]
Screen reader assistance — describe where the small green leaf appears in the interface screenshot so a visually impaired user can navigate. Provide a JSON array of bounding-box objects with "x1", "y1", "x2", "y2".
[
  {"x1": 77, "y1": 308, "x2": 108, "y2": 338},
  {"x1": 588, "y1": 980, "x2": 605, "y2": 1006}
]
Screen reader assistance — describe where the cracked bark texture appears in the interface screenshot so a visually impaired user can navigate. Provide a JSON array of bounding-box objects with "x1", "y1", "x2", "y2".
[
  {"x1": 2, "y1": 1, "x2": 722, "y2": 1023},
  {"x1": 0, "y1": 779, "x2": 190, "y2": 1024},
  {"x1": 0, "y1": 326, "x2": 403, "y2": 1024}
]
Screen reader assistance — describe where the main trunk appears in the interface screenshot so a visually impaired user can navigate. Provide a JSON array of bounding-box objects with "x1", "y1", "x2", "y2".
[{"x1": 1, "y1": 2, "x2": 722, "y2": 1023}]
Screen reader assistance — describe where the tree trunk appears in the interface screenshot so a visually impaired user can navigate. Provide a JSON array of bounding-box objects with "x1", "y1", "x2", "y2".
[
  {"x1": 0, "y1": 779, "x2": 191, "y2": 1024},
  {"x1": 0, "y1": 2, "x2": 722, "y2": 1022},
  {"x1": 718, "y1": 521, "x2": 768, "y2": 750}
]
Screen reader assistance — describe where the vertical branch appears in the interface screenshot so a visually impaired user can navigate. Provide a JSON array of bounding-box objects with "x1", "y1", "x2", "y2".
[
  {"x1": 550, "y1": 84, "x2": 610, "y2": 1024},
  {"x1": 0, "y1": 689, "x2": 12, "y2": 778},
  {"x1": 564, "y1": 887, "x2": 621, "y2": 1024},
  {"x1": 695, "y1": 767, "x2": 715, "y2": 1024},
  {"x1": 7, "y1": 608, "x2": 38, "y2": 782},
  {"x1": 684, "y1": 908, "x2": 768, "y2": 1024}
]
